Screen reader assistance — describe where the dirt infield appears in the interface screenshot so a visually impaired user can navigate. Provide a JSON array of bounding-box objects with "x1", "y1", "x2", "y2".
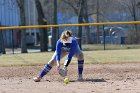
[{"x1": 0, "y1": 63, "x2": 140, "y2": 93}]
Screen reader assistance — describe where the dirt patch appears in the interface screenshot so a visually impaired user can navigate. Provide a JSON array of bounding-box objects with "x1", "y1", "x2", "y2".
[{"x1": 0, "y1": 63, "x2": 140, "y2": 93}]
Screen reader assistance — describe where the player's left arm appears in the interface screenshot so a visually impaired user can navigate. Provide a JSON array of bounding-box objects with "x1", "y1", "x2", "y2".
[{"x1": 64, "y1": 40, "x2": 78, "y2": 67}]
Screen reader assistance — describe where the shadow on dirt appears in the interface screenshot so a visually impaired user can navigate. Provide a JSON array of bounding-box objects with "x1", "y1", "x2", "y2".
[
  {"x1": 71, "y1": 78, "x2": 106, "y2": 82},
  {"x1": 85, "y1": 78, "x2": 106, "y2": 82}
]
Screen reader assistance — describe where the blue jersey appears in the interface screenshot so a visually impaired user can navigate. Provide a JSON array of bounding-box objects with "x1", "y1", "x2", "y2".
[{"x1": 56, "y1": 37, "x2": 79, "y2": 62}]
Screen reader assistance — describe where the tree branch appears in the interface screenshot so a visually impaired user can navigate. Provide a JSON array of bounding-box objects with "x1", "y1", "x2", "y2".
[{"x1": 61, "y1": 0, "x2": 79, "y2": 15}]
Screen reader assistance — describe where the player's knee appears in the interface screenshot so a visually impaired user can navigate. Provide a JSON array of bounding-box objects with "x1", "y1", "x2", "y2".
[
  {"x1": 48, "y1": 60, "x2": 56, "y2": 66},
  {"x1": 78, "y1": 53, "x2": 84, "y2": 60}
]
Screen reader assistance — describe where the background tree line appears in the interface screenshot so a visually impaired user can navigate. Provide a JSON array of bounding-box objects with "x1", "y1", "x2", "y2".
[{"x1": 0, "y1": 0, "x2": 140, "y2": 54}]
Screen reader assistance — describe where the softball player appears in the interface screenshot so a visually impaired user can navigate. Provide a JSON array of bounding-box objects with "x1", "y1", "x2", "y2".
[{"x1": 33, "y1": 30, "x2": 84, "y2": 82}]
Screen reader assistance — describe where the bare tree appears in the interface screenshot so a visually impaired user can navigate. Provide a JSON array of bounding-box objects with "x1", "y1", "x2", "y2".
[
  {"x1": 77, "y1": 0, "x2": 84, "y2": 49},
  {"x1": 96, "y1": 0, "x2": 100, "y2": 44},
  {"x1": 83, "y1": 0, "x2": 90, "y2": 44},
  {"x1": 51, "y1": 0, "x2": 59, "y2": 51},
  {"x1": 35, "y1": 0, "x2": 48, "y2": 52},
  {"x1": 118, "y1": 0, "x2": 140, "y2": 43},
  {"x1": 61, "y1": 0, "x2": 93, "y2": 47},
  {"x1": 16, "y1": 0, "x2": 27, "y2": 53}
]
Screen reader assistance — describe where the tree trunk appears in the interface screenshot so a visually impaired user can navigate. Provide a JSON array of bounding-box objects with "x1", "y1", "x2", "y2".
[
  {"x1": 16, "y1": 0, "x2": 27, "y2": 53},
  {"x1": 132, "y1": 0, "x2": 138, "y2": 44},
  {"x1": 52, "y1": 0, "x2": 59, "y2": 51},
  {"x1": 83, "y1": 0, "x2": 90, "y2": 44},
  {"x1": 35, "y1": 0, "x2": 48, "y2": 52},
  {"x1": 0, "y1": 31, "x2": 6, "y2": 54},
  {"x1": 78, "y1": 0, "x2": 84, "y2": 49},
  {"x1": 96, "y1": 0, "x2": 100, "y2": 44}
]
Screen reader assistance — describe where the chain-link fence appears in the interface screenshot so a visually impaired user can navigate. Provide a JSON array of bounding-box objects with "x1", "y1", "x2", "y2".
[{"x1": 0, "y1": 21, "x2": 140, "y2": 54}]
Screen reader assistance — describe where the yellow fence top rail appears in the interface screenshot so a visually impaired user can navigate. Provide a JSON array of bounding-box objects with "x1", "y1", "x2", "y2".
[{"x1": 0, "y1": 21, "x2": 140, "y2": 30}]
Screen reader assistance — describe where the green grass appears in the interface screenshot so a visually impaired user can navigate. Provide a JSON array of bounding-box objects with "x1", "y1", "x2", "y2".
[
  {"x1": 82, "y1": 44, "x2": 140, "y2": 51},
  {"x1": 0, "y1": 49, "x2": 140, "y2": 66},
  {"x1": 84, "y1": 49, "x2": 140, "y2": 64}
]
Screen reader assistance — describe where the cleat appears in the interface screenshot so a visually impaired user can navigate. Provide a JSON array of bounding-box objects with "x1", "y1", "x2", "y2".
[
  {"x1": 78, "y1": 78, "x2": 84, "y2": 81},
  {"x1": 78, "y1": 74, "x2": 84, "y2": 81},
  {"x1": 33, "y1": 76, "x2": 42, "y2": 82}
]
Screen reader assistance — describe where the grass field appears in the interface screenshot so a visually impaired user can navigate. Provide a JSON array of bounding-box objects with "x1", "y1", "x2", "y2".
[
  {"x1": 82, "y1": 44, "x2": 140, "y2": 51},
  {"x1": 0, "y1": 49, "x2": 140, "y2": 66}
]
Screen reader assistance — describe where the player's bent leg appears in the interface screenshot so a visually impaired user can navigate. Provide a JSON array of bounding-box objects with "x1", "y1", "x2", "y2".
[
  {"x1": 33, "y1": 55, "x2": 56, "y2": 82},
  {"x1": 77, "y1": 52, "x2": 84, "y2": 81},
  {"x1": 33, "y1": 52, "x2": 58, "y2": 82},
  {"x1": 40, "y1": 64, "x2": 52, "y2": 77},
  {"x1": 33, "y1": 63, "x2": 53, "y2": 82},
  {"x1": 78, "y1": 60, "x2": 84, "y2": 81}
]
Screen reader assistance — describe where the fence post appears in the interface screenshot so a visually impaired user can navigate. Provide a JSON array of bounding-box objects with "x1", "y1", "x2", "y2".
[
  {"x1": 12, "y1": 29, "x2": 14, "y2": 54},
  {"x1": 103, "y1": 25, "x2": 106, "y2": 50}
]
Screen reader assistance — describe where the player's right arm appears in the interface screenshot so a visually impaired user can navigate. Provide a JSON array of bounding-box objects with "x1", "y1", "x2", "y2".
[{"x1": 56, "y1": 39, "x2": 62, "y2": 69}]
